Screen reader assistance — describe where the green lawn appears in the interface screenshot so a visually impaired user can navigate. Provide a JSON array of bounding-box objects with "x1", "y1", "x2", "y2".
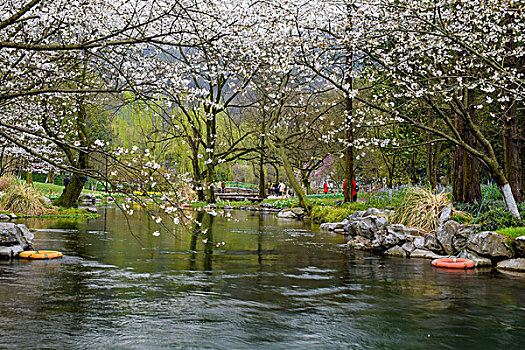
[
  {"x1": 26, "y1": 181, "x2": 112, "y2": 198},
  {"x1": 30, "y1": 181, "x2": 64, "y2": 195}
]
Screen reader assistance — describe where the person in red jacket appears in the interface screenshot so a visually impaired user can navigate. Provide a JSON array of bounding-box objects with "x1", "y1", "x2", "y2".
[
  {"x1": 343, "y1": 179, "x2": 358, "y2": 202},
  {"x1": 323, "y1": 182, "x2": 328, "y2": 194}
]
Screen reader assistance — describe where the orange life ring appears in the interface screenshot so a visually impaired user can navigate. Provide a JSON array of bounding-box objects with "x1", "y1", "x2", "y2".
[
  {"x1": 432, "y1": 257, "x2": 474, "y2": 269},
  {"x1": 19, "y1": 250, "x2": 63, "y2": 259}
]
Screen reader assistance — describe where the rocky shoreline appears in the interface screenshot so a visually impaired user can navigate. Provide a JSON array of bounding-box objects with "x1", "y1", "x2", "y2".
[
  {"x1": 0, "y1": 222, "x2": 34, "y2": 258},
  {"x1": 320, "y1": 207, "x2": 525, "y2": 273}
]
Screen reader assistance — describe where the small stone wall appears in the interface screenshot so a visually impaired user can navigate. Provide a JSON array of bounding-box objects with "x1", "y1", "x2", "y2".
[
  {"x1": 320, "y1": 207, "x2": 525, "y2": 272},
  {"x1": 0, "y1": 223, "x2": 34, "y2": 258}
]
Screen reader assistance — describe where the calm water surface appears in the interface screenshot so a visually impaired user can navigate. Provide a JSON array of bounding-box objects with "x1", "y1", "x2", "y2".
[{"x1": 1, "y1": 206, "x2": 524, "y2": 349}]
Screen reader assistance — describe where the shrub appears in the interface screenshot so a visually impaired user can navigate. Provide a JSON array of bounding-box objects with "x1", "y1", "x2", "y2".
[
  {"x1": 0, "y1": 183, "x2": 50, "y2": 215},
  {"x1": 390, "y1": 187, "x2": 452, "y2": 232},
  {"x1": 272, "y1": 197, "x2": 298, "y2": 209},
  {"x1": 451, "y1": 211, "x2": 473, "y2": 225},
  {"x1": 477, "y1": 207, "x2": 523, "y2": 232}
]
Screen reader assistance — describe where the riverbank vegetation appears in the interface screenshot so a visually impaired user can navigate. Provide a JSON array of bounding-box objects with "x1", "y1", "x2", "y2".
[
  {"x1": 0, "y1": 176, "x2": 99, "y2": 219},
  {"x1": 0, "y1": 1, "x2": 523, "y2": 233}
]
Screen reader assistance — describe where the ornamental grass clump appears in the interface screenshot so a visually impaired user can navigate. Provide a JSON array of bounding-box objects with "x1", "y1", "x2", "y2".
[
  {"x1": 389, "y1": 187, "x2": 452, "y2": 232},
  {"x1": 0, "y1": 183, "x2": 50, "y2": 215},
  {"x1": 0, "y1": 175, "x2": 15, "y2": 191}
]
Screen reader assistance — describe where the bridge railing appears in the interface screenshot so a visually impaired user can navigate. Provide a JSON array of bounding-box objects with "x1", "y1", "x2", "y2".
[{"x1": 222, "y1": 181, "x2": 259, "y2": 192}]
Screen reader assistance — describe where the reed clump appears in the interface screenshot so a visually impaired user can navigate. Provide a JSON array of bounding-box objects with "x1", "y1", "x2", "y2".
[
  {"x1": 389, "y1": 187, "x2": 452, "y2": 232},
  {"x1": 0, "y1": 175, "x2": 15, "y2": 191},
  {"x1": 1, "y1": 183, "x2": 51, "y2": 215}
]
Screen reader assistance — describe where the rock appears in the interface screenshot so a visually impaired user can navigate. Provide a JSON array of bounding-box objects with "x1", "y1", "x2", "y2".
[
  {"x1": 364, "y1": 208, "x2": 382, "y2": 217},
  {"x1": 348, "y1": 210, "x2": 365, "y2": 221},
  {"x1": 203, "y1": 204, "x2": 217, "y2": 210},
  {"x1": 260, "y1": 202, "x2": 274, "y2": 209},
  {"x1": 290, "y1": 207, "x2": 306, "y2": 217},
  {"x1": 277, "y1": 210, "x2": 296, "y2": 219},
  {"x1": 347, "y1": 215, "x2": 388, "y2": 239},
  {"x1": 223, "y1": 205, "x2": 234, "y2": 210},
  {"x1": 0, "y1": 214, "x2": 9, "y2": 221},
  {"x1": 496, "y1": 258, "x2": 525, "y2": 272},
  {"x1": 386, "y1": 224, "x2": 409, "y2": 241},
  {"x1": 410, "y1": 249, "x2": 442, "y2": 259},
  {"x1": 401, "y1": 241, "x2": 415, "y2": 254},
  {"x1": 0, "y1": 245, "x2": 24, "y2": 258},
  {"x1": 16, "y1": 224, "x2": 34, "y2": 247},
  {"x1": 413, "y1": 236, "x2": 426, "y2": 249},
  {"x1": 384, "y1": 245, "x2": 406, "y2": 258},
  {"x1": 0, "y1": 223, "x2": 33, "y2": 258},
  {"x1": 458, "y1": 251, "x2": 493, "y2": 267},
  {"x1": 467, "y1": 231, "x2": 513, "y2": 259},
  {"x1": 347, "y1": 236, "x2": 372, "y2": 250},
  {"x1": 435, "y1": 220, "x2": 462, "y2": 255},
  {"x1": 79, "y1": 193, "x2": 96, "y2": 205},
  {"x1": 386, "y1": 224, "x2": 425, "y2": 242},
  {"x1": 424, "y1": 234, "x2": 443, "y2": 254},
  {"x1": 320, "y1": 222, "x2": 346, "y2": 232},
  {"x1": 512, "y1": 236, "x2": 525, "y2": 258},
  {"x1": 42, "y1": 196, "x2": 53, "y2": 205},
  {"x1": 79, "y1": 206, "x2": 98, "y2": 214},
  {"x1": 9, "y1": 213, "x2": 17, "y2": 219},
  {"x1": 439, "y1": 205, "x2": 452, "y2": 224},
  {"x1": 371, "y1": 232, "x2": 399, "y2": 251},
  {"x1": 0, "y1": 223, "x2": 19, "y2": 245}
]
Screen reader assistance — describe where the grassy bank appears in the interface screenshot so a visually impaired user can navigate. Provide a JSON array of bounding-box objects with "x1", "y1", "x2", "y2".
[{"x1": 0, "y1": 177, "x2": 100, "y2": 219}]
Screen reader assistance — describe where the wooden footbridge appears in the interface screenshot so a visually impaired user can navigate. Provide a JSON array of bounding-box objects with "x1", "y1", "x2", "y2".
[{"x1": 215, "y1": 181, "x2": 262, "y2": 203}]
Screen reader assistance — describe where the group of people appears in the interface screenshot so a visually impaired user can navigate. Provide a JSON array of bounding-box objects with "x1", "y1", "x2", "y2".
[
  {"x1": 323, "y1": 179, "x2": 359, "y2": 202},
  {"x1": 267, "y1": 181, "x2": 287, "y2": 196}
]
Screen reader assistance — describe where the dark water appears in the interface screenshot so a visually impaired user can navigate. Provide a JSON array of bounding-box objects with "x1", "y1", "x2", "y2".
[{"x1": 1, "y1": 206, "x2": 524, "y2": 349}]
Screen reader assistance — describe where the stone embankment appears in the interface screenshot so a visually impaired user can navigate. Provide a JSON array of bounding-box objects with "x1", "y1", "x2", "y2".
[
  {"x1": 320, "y1": 207, "x2": 525, "y2": 273},
  {"x1": 0, "y1": 222, "x2": 34, "y2": 258}
]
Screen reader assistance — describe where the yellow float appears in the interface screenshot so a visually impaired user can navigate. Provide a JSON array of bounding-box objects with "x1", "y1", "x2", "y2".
[{"x1": 19, "y1": 250, "x2": 63, "y2": 259}]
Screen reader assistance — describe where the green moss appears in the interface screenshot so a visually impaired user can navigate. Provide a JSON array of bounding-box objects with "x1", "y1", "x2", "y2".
[
  {"x1": 310, "y1": 202, "x2": 368, "y2": 223},
  {"x1": 495, "y1": 227, "x2": 525, "y2": 240}
]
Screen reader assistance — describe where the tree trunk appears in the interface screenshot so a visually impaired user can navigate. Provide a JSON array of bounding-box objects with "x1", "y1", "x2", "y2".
[
  {"x1": 303, "y1": 177, "x2": 311, "y2": 195},
  {"x1": 278, "y1": 141, "x2": 311, "y2": 212},
  {"x1": 343, "y1": 73, "x2": 354, "y2": 202},
  {"x1": 520, "y1": 55, "x2": 525, "y2": 203},
  {"x1": 191, "y1": 151, "x2": 205, "y2": 201},
  {"x1": 425, "y1": 109, "x2": 441, "y2": 191},
  {"x1": 501, "y1": 13, "x2": 523, "y2": 203},
  {"x1": 47, "y1": 169, "x2": 54, "y2": 184},
  {"x1": 431, "y1": 142, "x2": 442, "y2": 190},
  {"x1": 426, "y1": 141, "x2": 442, "y2": 191},
  {"x1": 26, "y1": 171, "x2": 33, "y2": 186},
  {"x1": 502, "y1": 97, "x2": 523, "y2": 203},
  {"x1": 258, "y1": 154, "x2": 266, "y2": 198},
  {"x1": 453, "y1": 89, "x2": 481, "y2": 203},
  {"x1": 205, "y1": 162, "x2": 216, "y2": 203},
  {"x1": 54, "y1": 173, "x2": 86, "y2": 207}
]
